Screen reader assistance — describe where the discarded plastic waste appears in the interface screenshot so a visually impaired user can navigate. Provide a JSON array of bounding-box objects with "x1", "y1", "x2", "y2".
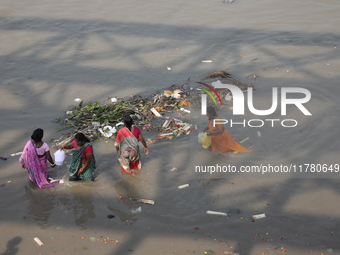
[
  {"x1": 171, "y1": 93, "x2": 181, "y2": 99},
  {"x1": 34, "y1": 237, "x2": 44, "y2": 246},
  {"x1": 167, "y1": 66, "x2": 172, "y2": 71},
  {"x1": 138, "y1": 199, "x2": 155, "y2": 205},
  {"x1": 10, "y1": 152, "x2": 22, "y2": 157},
  {"x1": 178, "y1": 184, "x2": 189, "y2": 189},
  {"x1": 74, "y1": 98, "x2": 82, "y2": 102},
  {"x1": 92, "y1": 122, "x2": 100, "y2": 127},
  {"x1": 131, "y1": 207, "x2": 142, "y2": 214},
  {"x1": 211, "y1": 80, "x2": 224, "y2": 87},
  {"x1": 150, "y1": 108, "x2": 162, "y2": 117},
  {"x1": 162, "y1": 120, "x2": 171, "y2": 128},
  {"x1": 180, "y1": 108, "x2": 190, "y2": 113},
  {"x1": 107, "y1": 214, "x2": 115, "y2": 219},
  {"x1": 111, "y1": 97, "x2": 118, "y2": 103},
  {"x1": 225, "y1": 93, "x2": 232, "y2": 101},
  {"x1": 54, "y1": 149, "x2": 65, "y2": 166},
  {"x1": 202, "y1": 60, "x2": 212, "y2": 63},
  {"x1": 206, "y1": 210, "x2": 227, "y2": 216},
  {"x1": 170, "y1": 167, "x2": 178, "y2": 172},
  {"x1": 104, "y1": 126, "x2": 117, "y2": 134},
  {"x1": 98, "y1": 126, "x2": 116, "y2": 138},
  {"x1": 163, "y1": 90, "x2": 172, "y2": 97},
  {"x1": 200, "y1": 132, "x2": 212, "y2": 149},
  {"x1": 252, "y1": 213, "x2": 266, "y2": 220},
  {"x1": 239, "y1": 137, "x2": 249, "y2": 143},
  {"x1": 223, "y1": 0, "x2": 234, "y2": 3}
]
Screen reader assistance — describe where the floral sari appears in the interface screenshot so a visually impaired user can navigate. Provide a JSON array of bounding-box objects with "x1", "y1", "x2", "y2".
[
  {"x1": 115, "y1": 126, "x2": 141, "y2": 175},
  {"x1": 19, "y1": 140, "x2": 57, "y2": 188}
]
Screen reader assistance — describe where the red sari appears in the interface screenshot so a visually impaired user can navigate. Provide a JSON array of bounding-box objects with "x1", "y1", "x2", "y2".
[{"x1": 115, "y1": 127, "x2": 141, "y2": 175}]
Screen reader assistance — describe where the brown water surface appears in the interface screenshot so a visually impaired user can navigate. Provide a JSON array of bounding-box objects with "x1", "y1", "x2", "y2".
[{"x1": 1, "y1": 0, "x2": 340, "y2": 254}]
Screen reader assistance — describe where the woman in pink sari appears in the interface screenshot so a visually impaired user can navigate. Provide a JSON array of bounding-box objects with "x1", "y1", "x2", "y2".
[
  {"x1": 19, "y1": 128, "x2": 58, "y2": 188},
  {"x1": 115, "y1": 115, "x2": 149, "y2": 175}
]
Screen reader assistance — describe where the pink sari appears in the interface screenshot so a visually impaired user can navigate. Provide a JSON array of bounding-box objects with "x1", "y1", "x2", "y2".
[{"x1": 19, "y1": 140, "x2": 56, "y2": 188}]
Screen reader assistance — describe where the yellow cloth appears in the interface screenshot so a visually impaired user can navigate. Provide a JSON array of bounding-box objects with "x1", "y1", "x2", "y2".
[
  {"x1": 208, "y1": 117, "x2": 250, "y2": 153},
  {"x1": 200, "y1": 132, "x2": 212, "y2": 149}
]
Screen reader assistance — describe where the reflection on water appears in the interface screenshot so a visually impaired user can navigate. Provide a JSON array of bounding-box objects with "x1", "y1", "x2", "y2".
[
  {"x1": 23, "y1": 183, "x2": 55, "y2": 230},
  {"x1": 105, "y1": 176, "x2": 147, "y2": 226},
  {"x1": 2, "y1": 0, "x2": 340, "y2": 253},
  {"x1": 61, "y1": 185, "x2": 96, "y2": 230}
]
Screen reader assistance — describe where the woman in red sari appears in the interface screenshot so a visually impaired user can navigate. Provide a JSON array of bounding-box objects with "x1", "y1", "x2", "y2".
[
  {"x1": 115, "y1": 115, "x2": 149, "y2": 175},
  {"x1": 205, "y1": 107, "x2": 250, "y2": 153}
]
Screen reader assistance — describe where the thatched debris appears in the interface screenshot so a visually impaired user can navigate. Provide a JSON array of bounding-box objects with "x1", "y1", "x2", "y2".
[{"x1": 52, "y1": 70, "x2": 251, "y2": 147}]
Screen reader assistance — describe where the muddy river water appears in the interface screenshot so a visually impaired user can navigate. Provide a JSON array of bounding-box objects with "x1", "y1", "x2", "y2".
[{"x1": 1, "y1": 0, "x2": 340, "y2": 254}]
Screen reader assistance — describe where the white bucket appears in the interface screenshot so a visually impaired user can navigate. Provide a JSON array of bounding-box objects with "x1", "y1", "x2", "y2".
[{"x1": 54, "y1": 149, "x2": 65, "y2": 166}]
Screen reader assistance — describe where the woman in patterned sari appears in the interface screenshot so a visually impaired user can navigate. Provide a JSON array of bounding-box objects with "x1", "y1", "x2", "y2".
[
  {"x1": 19, "y1": 128, "x2": 58, "y2": 188},
  {"x1": 61, "y1": 133, "x2": 96, "y2": 181},
  {"x1": 115, "y1": 115, "x2": 149, "y2": 175}
]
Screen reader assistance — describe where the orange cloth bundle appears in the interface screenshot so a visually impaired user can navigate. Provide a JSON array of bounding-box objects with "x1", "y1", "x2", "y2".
[{"x1": 208, "y1": 117, "x2": 250, "y2": 153}]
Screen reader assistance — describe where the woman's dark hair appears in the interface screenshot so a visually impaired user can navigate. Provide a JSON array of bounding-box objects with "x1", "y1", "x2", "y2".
[
  {"x1": 207, "y1": 106, "x2": 217, "y2": 117},
  {"x1": 123, "y1": 115, "x2": 134, "y2": 130},
  {"x1": 75, "y1": 133, "x2": 90, "y2": 143},
  {"x1": 31, "y1": 128, "x2": 44, "y2": 142}
]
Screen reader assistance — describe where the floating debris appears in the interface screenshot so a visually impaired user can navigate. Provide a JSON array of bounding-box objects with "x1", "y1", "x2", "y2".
[
  {"x1": 131, "y1": 207, "x2": 142, "y2": 214},
  {"x1": 52, "y1": 70, "x2": 251, "y2": 147},
  {"x1": 10, "y1": 152, "x2": 22, "y2": 157},
  {"x1": 150, "y1": 108, "x2": 162, "y2": 117},
  {"x1": 138, "y1": 199, "x2": 155, "y2": 205},
  {"x1": 178, "y1": 184, "x2": 189, "y2": 189},
  {"x1": 206, "y1": 210, "x2": 227, "y2": 216},
  {"x1": 252, "y1": 213, "x2": 266, "y2": 220},
  {"x1": 34, "y1": 237, "x2": 44, "y2": 246}
]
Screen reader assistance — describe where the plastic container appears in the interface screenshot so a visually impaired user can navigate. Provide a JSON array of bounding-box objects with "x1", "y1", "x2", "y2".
[
  {"x1": 54, "y1": 149, "x2": 65, "y2": 166},
  {"x1": 200, "y1": 132, "x2": 212, "y2": 149}
]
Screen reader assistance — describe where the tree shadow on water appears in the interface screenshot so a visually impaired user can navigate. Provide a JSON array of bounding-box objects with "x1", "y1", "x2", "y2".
[
  {"x1": 0, "y1": 236, "x2": 22, "y2": 255},
  {"x1": 1, "y1": 15, "x2": 340, "y2": 255}
]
